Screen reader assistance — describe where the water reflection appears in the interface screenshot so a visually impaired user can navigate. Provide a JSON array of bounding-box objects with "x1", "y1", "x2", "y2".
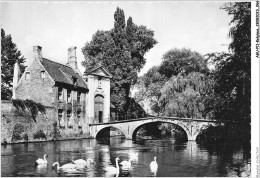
[
  {"x1": 1, "y1": 137, "x2": 250, "y2": 177},
  {"x1": 35, "y1": 164, "x2": 47, "y2": 175}
]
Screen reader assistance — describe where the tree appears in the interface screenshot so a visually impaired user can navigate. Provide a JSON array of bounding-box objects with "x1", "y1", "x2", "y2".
[
  {"x1": 208, "y1": 3, "x2": 250, "y2": 123},
  {"x1": 160, "y1": 72, "x2": 214, "y2": 119},
  {"x1": 203, "y1": 2, "x2": 251, "y2": 143},
  {"x1": 135, "y1": 48, "x2": 211, "y2": 116},
  {"x1": 158, "y1": 48, "x2": 208, "y2": 78},
  {"x1": 1, "y1": 28, "x2": 26, "y2": 100},
  {"x1": 82, "y1": 7, "x2": 157, "y2": 115},
  {"x1": 134, "y1": 66, "x2": 166, "y2": 115}
]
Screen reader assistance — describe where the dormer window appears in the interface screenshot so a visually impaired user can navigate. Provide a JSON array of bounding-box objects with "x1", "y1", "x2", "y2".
[
  {"x1": 58, "y1": 87, "x2": 63, "y2": 101},
  {"x1": 25, "y1": 72, "x2": 30, "y2": 80},
  {"x1": 41, "y1": 71, "x2": 45, "y2": 79},
  {"x1": 72, "y1": 77, "x2": 77, "y2": 85},
  {"x1": 98, "y1": 76, "x2": 102, "y2": 86}
]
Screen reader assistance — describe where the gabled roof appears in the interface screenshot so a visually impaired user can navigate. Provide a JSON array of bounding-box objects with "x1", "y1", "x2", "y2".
[
  {"x1": 84, "y1": 65, "x2": 112, "y2": 78},
  {"x1": 41, "y1": 58, "x2": 88, "y2": 89}
]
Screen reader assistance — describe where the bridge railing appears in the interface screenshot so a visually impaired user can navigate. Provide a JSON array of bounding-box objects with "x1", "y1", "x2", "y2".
[
  {"x1": 88, "y1": 109, "x2": 211, "y2": 124},
  {"x1": 109, "y1": 109, "x2": 210, "y2": 122}
]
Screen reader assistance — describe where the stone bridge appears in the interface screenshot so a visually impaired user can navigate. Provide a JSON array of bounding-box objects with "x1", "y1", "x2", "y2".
[{"x1": 89, "y1": 117, "x2": 218, "y2": 141}]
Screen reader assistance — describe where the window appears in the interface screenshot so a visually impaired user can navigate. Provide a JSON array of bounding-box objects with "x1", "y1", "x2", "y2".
[
  {"x1": 58, "y1": 109, "x2": 63, "y2": 120},
  {"x1": 72, "y1": 77, "x2": 77, "y2": 85},
  {"x1": 77, "y1": 110, "x2": 82, "y2": 128},
  {"x1": 98, "y1": 76, "x2": 102, "y2": 86},
  {"x1": 58, "y1": 87, "x2": 63, "y2": 101},
  {"x1": 67, "y1": 110, "x2": 71, "y2": 118},
  {"x1": 58, "y1": 109, "x2": 63, "y2": 127},
  {"x1": 41, "y1": 71, "x2": 45, "y2": 79},
  {"x1": 25, "y1": 72, "x2": 30, "y2": 80},
  {"x1": 67, "y1": 90, "x2": 71, "y2": 103},
  {"x1": 77, "y1": 92, "x2": 81, "y2": 104},
  {"x1": 67, "y1": 110, "x2": 72, "y2": 127},
  {"x1": 77, "y1": 110, "x2": 81, "y2": 119}
]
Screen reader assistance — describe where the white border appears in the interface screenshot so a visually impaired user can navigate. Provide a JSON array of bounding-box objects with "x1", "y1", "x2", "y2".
[{"x1": 251, "y1": 1, "x2": 259, "y2": 177}]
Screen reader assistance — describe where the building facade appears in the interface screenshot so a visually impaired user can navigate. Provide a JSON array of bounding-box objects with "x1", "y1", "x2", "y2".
[{"x1": 13, "y1": 46, "x2": 112, "y2": 137}]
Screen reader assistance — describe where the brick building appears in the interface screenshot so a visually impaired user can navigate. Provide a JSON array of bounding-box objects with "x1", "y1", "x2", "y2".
[{"x1": 12, "y1": 46, "x2": 112, "y2": 137}]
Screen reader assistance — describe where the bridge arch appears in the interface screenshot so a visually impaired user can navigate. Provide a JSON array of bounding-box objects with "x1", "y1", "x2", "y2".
[
  {"x1": 130, "y1": 120, "x2": 193, "y2": 140},
  {"x1": 93, "y1": 125, "x2": 128, "y2": 139},
  {"x1": 89, "y1": 117, "x2": 215, "y2": 141}
]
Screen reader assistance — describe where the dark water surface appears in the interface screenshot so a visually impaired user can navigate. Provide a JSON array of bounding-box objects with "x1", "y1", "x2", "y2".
[{"x1": 1, "y1": 137, "x2": 251, "y2": 177}]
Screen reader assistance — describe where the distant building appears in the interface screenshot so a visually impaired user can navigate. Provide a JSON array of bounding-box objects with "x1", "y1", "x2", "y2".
[{"x1": 13, "y1": 46, "x2": 112, "y2": 135}]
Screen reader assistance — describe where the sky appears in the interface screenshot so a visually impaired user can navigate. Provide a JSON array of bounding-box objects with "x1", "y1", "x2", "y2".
[{"x1": 1, "y1": 1, "x2": 232, "y2": 76}]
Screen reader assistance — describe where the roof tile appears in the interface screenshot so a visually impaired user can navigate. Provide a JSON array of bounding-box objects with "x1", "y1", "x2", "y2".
[{"x1": 41, "y1": 58, "x2": 88, "y2": 89}]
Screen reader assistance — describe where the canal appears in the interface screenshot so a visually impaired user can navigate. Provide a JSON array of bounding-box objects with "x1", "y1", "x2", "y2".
[{"x1": 1, "y1": 137, "x2": 251, "y2": 177}]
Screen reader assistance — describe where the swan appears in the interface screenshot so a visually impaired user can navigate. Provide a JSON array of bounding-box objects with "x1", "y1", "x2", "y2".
[
  {"x1": 72, "y1": 158, "x2": 95, "y2": 166},
  {"x1": 35, "y1": 164, "x2": 47, "y2": 174},
  {"x1": 52, "y1": 162, "x2": 77, "y2": 170},
  {"x1": 104, "y1": 157, "x2": 120, "y2": 175},
  {"x1": 35, "y1": 154, "x2": 48, "y2": 165},
  {"x1": 129, "y1": 152, "x2": 138, "y2": 160},
  {"x1": 150, "y1": 156, "x2": 158, "y2": 173},
  {"x1": 120, "y1": 158, "x2": 132, "y2": 170}
]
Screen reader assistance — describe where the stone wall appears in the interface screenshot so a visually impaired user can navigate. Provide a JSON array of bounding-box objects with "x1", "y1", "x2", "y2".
[
  {"x1": 15, "y1": 57, "x2": 55, "y2": 107},
  {"x1": 1, "y1": 101, "x2": 90, "y2": 144}
]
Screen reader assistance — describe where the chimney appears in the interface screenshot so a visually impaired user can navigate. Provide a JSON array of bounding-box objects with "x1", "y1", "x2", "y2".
[
  {"x1": 12, "y1": 60, "x2": 20, "y2": 99},
  {"x1": 67, "y1": 46, "x2": 78, "y2": 70},
  {"x1": 33, "y1": 46, "x2": 42, "y2": 61}
]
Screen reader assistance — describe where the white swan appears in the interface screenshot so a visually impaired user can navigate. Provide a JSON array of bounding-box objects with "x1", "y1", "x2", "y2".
[
  {"x1": 104, "y1": 157, "x2": 120, "y2": 175},
  {"x1": 72, "y1": 158, "x2": 95, "y2": 165},
  {"x1": 35, "y1": 154, "x2": 48, "y2": 165},
  {"x1": 35, "y1": 164, "x2": 47, "y2": 174},
  {"x1": 120, "y1": 158, "x2": 132, "y2": 170},
  {"x1": 52, "y1": 162, "x2": 77, "y2": 170},
  {"x1": 150, "y1": 156, "x2": 158, "y2": 175}
]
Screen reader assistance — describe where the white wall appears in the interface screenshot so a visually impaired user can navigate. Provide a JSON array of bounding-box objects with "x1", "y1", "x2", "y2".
[{"x1": 86, "y1": 74, "x2": 110, "y2": 123}]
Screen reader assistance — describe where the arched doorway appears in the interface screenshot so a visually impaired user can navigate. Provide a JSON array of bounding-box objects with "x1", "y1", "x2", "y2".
[{"x1": 95, "y1": 95, "x2": 104, "y2": 123}]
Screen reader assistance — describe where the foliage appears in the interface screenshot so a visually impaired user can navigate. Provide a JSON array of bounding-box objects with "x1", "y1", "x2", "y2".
[
  {"x1": 206, "y1": 3, "x2": 250, "y2": 125},
  {"x1": 51, "y1": 121, "x2": 62, "y2": 140},
  {"x1": 199, "y1": 2, "x2": 251, "y2": 143},
  {"x1": 11, "y1": 123, "x2": 24, "y2": 141},
  {"x1": 1, "y1": 28, "x2": 26, "y2": 100},
  {"x1": 159, "y1": 48, "x2": 208, "y2": 78},
  {"x1": 33, "y1": 130, "x2": 47, "y2": 140},
  {"x1": 82, "y1": 7, "x2": 157, "y2": 114},
  {"x1": 127, "y1": 98, "x2": 147, "y2": 118},
  {"x1": 23, "y1": 133, "x2": 29, "y2": 141},
  {"x1": 134, "y1": 66, "x2": 166, "y2": 115},
  {"x1": 160, "y1": 72, "x2": 214, "y2": 119},
  {"x1": 135, "y1": 48, "x2": 211, "y2": 117},
  {"x1": 12, "y1": 99, "x2": 46, "y2": 123}
]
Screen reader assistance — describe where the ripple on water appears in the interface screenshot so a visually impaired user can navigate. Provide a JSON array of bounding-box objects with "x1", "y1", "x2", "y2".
[{"x1": 1, "y1": 138, "x2": 251, "y2": 177}]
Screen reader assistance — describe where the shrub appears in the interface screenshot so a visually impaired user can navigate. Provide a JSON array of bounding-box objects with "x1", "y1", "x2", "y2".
[
  {"x1": 33, "y1": 130, "x2": 46, "y2": 140},
  {"x1": 52, "y1": 121, "x2": 61, "y2": 140},
  {"x1": 23, "y1": 133, "x2": 29, "y2": 141},
  {"x1": 11, "y1": 123, "x2": 24, "y2": 141}
]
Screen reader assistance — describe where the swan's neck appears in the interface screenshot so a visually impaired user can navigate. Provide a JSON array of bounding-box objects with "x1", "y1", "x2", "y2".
[
  {"x1": 44, "y1": 155, "x2": 47, "y2": 161},
  {"x1": 54, "y1": 162, "x2": 60, "y2": 169},
  {"x1": 115, "y1": 159, "x2": 119, "y2": 169}
]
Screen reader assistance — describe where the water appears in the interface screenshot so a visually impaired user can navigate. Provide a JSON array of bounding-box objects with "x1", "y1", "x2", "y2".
[{"x1": 1, "y1": 137, "x2": 251, "y2": 177}]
